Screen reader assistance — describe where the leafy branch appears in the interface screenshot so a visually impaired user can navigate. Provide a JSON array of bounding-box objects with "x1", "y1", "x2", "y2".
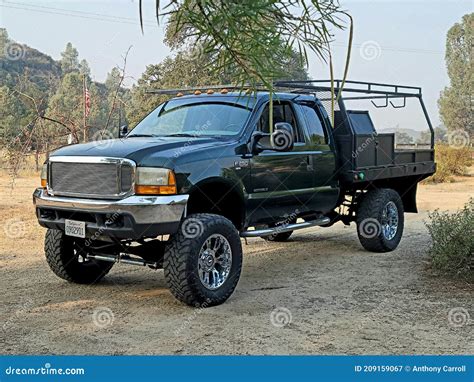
[{"x1": 139, "y1": 0, "x2": 353, "y2": 128}]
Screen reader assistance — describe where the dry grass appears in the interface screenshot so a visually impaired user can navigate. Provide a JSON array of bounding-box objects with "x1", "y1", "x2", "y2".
[
  {"x1": 424, "y1": 144, "x2": 472, "y2": 183},
  {"x1": 0, "y1": 150, "x2": 46, "y2": 178}
]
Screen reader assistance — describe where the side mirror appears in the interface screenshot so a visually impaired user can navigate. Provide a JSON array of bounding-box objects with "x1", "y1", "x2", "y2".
[
  {"x1": 119, "y1": 124, "x2": 128, "y2": 138},
  {"x1": 271, "y1": 122, "x2": 294, "y2": 151},
  {"x1": 250, "y1": 123, "x2": 295, "y2": 154}
]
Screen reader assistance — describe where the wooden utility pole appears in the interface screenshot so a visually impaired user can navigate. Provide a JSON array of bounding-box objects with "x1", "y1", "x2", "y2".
[{"x1": 83, "y1": 74, "x2": 87, "y2": 142}]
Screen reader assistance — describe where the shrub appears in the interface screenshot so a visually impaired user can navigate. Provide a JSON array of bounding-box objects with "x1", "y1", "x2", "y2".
[
  {"x1": 424, "y1": 144, "x2": 472, "y2": 183},
  {"x1": 425, "y1": 199, "x2": 474, "y2": 281}
]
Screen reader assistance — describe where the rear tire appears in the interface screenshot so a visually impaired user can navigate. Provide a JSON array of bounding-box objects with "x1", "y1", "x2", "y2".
[
  {"x1": 356, "y1": 189, "x2": 404, "y2": 253},
  {"x1": 45, "y1": 229, "x2": 114, "y2": 284},
  {"x1": 164, "y1": 214, "x2": 243, "y2": 307}
]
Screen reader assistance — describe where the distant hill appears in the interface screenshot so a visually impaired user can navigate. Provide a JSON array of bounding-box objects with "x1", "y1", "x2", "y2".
[
  {"x1": 0, "y1": 32, "x2": 62, "y2": 93},
  {"x1": 378, "y1": 127, "x2": 423, "y2": 141}
]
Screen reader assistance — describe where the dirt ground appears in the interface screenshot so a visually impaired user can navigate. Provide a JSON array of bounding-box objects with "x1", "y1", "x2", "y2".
[{"x1": 0, "y1": 173, "x2": 472, "y2": 355}]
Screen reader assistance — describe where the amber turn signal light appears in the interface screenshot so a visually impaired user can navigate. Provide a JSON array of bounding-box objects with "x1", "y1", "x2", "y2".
[{"x1": 135, "y1": 169, "x2": 177, "y2": 195}]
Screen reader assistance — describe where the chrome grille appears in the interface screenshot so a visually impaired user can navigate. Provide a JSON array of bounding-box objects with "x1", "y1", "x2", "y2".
[{"x1": 49, "y1": 157, "x2": 135, "y2": 199}]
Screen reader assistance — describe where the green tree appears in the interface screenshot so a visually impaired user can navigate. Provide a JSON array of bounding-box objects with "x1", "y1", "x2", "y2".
[
  {"x1": 395, "y1": 131, "x2": 414, "y2": 145},
  {"x1": 0, "y1": 85, "x2": 24, "y2": 143},
  {"x1": 46, "y1": 71, "x2": 103, "y2": 142},
  {"x1": 60, "y1": 42, "x2": 80, "y2": 74},
  {"x1": 127, "y1": 40, "x2": 309, "y2": 127},
  {"x1": 126, "y1": 50, "x2": 225, "y2": 127},
  {"x1": 79, "y1": 59, "x2": 91, "y2": 77},
  {"x1": 103, "y1": 67, "x2": 129, "y2": 133},
  {"x1": 433, "y1": 124, "x2": 448, "y2": 143},
  {"x1": 141, "y1": 1, "x2": 349, "y2": 100},
  {"x1": 438, "y1": 13, "x2": 473, "y2": 138}
]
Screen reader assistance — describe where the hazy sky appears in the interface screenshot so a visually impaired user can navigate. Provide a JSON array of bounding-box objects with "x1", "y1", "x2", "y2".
[{"x1": 1, "y1": 0, "x2": 472, "y2": 127}]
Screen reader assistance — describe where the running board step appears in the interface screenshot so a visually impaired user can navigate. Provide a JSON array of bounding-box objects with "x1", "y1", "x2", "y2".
[{"x1": 240, "y1": 217, "x2": 331, "y2": 238}]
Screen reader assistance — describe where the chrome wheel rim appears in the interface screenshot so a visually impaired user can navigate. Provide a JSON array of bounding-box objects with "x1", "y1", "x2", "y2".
[
  {"x1": 198, "y1": 234, "x2": 232, "y2": 290},
  {"x1": 381, "y1": 201, "x2": 399, "y2": 240}
]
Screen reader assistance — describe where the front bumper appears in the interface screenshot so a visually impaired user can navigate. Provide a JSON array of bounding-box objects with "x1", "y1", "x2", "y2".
[{"x1": 33, "y1": 188, "x2": 188, "y2": 239}]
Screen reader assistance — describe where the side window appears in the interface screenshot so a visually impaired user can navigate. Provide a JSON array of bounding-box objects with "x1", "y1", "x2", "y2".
[
  {"x1": 301, "y1": 105, "x2": 328, "y2": 145},
  {"x1": 258, "y1": 102, "x2": 304, "y2": 143}
]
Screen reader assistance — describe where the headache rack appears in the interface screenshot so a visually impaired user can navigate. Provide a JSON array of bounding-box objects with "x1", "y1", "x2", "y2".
[{"x1": 148, "y1": 80, "x2": 436, "y2": 184}]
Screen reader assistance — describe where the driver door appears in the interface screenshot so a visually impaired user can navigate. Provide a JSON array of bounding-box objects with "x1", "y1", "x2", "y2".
[{"x1": 247, "y1": 100, "x2": 317, "y2": 225}]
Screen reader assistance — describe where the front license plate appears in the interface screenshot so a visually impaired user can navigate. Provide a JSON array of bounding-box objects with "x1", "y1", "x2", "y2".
[{"x1": 65, "y1": 219, "x2": 86, "y2": 238}]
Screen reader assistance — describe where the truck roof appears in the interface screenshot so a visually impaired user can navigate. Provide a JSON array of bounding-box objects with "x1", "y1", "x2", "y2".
[{"x1": 173, "y1": 91, "x2": 316, "y2": 104}]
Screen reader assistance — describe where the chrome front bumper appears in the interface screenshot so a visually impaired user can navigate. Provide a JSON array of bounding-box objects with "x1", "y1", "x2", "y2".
[{"x1": 33, "y1": 188, "x2": 188, "y2": 238}]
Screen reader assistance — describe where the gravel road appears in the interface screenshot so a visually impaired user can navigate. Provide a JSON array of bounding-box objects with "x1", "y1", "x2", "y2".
[{"x1": 1, "y1": 175, "x2": 472, "y2": 354}]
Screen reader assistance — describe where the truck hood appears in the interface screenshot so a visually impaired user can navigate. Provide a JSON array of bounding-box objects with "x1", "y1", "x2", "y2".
[{"x1": 51, "y1": 136, "x2": 229, "y2": 166}]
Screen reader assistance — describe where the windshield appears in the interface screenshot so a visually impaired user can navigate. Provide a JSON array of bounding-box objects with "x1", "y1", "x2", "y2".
[{"x1": 128, "y1": 98, "x2": 253, "y2": 138}]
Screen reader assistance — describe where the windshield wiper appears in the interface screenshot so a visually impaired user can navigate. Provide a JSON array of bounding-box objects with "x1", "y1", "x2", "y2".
[
  {"x1": 127, "y1": 134, "x2": 159, "y2": 138},
  {"x1": 164, "y1": 133, "x2": 201, "y2": 138}
]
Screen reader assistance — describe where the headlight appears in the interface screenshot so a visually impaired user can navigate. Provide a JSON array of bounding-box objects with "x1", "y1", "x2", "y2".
[
  {"x1": 40, "y1": 163, "x2": 48, "y2": 188},
  {"x1": 135, "y1": 167, "x2": 177, "y2": 195}
]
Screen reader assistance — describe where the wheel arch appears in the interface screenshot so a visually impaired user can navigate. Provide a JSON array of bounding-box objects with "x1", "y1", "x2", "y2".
[
  {"x1": 361, "y1": 177, "x2": 420, "y2": 213},
  {"x1": 186, "y1": 177, "x2": 246, "y2": 230}
]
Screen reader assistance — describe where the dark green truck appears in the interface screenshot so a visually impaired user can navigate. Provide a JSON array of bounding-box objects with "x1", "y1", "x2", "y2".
[{"x1": 33, "y1": 80, "x2": 436, "y2": 306}]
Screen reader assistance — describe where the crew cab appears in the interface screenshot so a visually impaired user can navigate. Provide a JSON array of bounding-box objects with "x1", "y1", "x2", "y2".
[{"x1": 33, "y1": 80, "x2": 436, "y2": 306}]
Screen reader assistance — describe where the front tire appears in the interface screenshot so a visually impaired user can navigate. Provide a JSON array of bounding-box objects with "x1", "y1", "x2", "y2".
[
  {"x1": 356, "y1": 189, "x2": 404, "y2": 253},
  {"x1": 164, "y1": 213, "x2": 243, "y2": 307},
  {"x1": 45, "y1": 229, "x2": 114, "y2": 284}
]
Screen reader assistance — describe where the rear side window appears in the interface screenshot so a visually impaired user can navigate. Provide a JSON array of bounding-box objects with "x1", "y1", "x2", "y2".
[{"x1": 301, "y1": 105, "x2": 328, "y2": 145}]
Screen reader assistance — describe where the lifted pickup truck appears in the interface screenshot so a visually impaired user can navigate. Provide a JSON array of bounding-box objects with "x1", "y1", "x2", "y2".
[{"x1": 33, "y1": 80, "x2": 436, "y2": 306}]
